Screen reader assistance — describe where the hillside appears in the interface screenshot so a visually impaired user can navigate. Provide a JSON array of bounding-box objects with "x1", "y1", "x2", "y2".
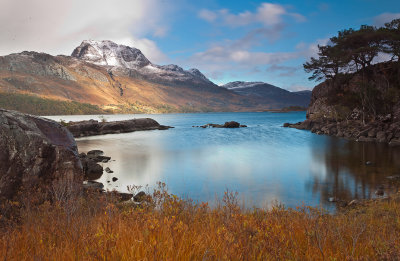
[
  {"x1": 0, "y1": 40, "x2": 310, "y2": 114},
  {"x1": 286, "y1": 61, "x2": 400, "y2": 145},
  {"x1": 222, "y1": 81, "x2": 311, "y2": 108},
  {"x1": 0, "y1": 92, "x2": 107, "y2": 115}
]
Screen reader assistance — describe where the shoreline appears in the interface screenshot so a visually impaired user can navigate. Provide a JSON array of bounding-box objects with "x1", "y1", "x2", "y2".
[{"x1": 284, "y1": 118, "x2": 400, "y2": 147}]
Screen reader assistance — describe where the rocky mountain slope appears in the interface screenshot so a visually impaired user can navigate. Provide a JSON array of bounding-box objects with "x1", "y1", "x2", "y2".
[
  {"x1": 222, "y1": 81, "x2": 311, "y2": 108},
  {"x1": 0, "y1": 40, "x2": 311, "y2": 114}
]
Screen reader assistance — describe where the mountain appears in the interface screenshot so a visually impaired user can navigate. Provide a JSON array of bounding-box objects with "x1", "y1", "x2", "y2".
[
  {"x1": 222, "y1": 81, "x2": 312, "y2": 108},
  {"x1": 71, "y1": 40, "x2": 215, "y2": 89},
  {"x1": 0, "y1": 40, "x2": 311, "y2": 114}
]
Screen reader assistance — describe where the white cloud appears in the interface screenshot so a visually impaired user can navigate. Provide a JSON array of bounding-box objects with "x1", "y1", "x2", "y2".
[
  {"x1": 287, "y1": 84, "x2": 311, "y2": 91},
  {"x1": 116, "y1": 37, "x2": 167, "y2": 64},
  {"x1": 296, "y1": 38, "x2": 330, "y2": 58},
  {"x1": 0, "y1": 0, "x2": 171, "y2": 62},
  {"x1": 185, "y1": 44, "x2": 299, "y2": 81},
  {"x1": 373, "y1": 12, "x2": 400, "y2": 26},
  {"x1": 198, "y1": 9, "x2": 218, "y2": 22},
  {"x1": 198, "y1": 2, "x2": 305, "y2": 27}
]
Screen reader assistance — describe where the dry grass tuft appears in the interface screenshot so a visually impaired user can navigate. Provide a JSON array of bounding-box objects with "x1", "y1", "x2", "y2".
[{"x1": 1, "y1": 182, "x2": 399, "y2": 260}]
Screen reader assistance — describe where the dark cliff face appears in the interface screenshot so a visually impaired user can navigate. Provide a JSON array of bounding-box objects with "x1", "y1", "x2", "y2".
[
  {"x1": 306, "y1": 62, "x2": 400, "y2": 122},
  {"x1": 288, "y1": 62, "x2": 400, "y2": 146},
  {"x1": 0, "y1": 109, "x2": 83, "y2": 199}
]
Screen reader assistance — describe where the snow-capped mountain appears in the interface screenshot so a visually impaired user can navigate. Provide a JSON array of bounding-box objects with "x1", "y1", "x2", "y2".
[
  {"x1": 71, "y1": 40, "x2": 213, "y2": 87},
  {"x1": 72, "y1": 40, "x2": 150, "y2": 68},
  {"x1": 222, "y1": 81, "x2": 312, "y2": 107}
]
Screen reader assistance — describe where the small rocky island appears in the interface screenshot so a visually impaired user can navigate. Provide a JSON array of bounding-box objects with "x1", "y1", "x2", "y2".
[
  {"x1": 66, "y1": 118, "x2": 173, "y2": 137},
  {"x1": 193, "y1": 121, "x2": 247, "y2": 128}
]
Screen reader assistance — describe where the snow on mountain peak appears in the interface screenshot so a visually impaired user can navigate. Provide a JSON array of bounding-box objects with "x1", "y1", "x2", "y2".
[
  {"x1": 71, "y1": 40, "x2": 150, "y2": 68},
  {"x1": 222, "y1": 81, "x2": 265, "y2": 90},
  {"x1": 71, "y1": 40, "x2": 214, "y2": 86}
]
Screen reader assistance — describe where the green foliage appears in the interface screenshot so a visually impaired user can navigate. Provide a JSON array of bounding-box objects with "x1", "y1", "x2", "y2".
[
  {"x1": 304, "y1": 19, "x2": 400, "y2": 82},
  {"x1": 303, "y1": 19, "x2": 400, "y2": 121},
  {"x1": 383, "y1": 18, "x2": 400, "y2": 60},
  {"x1": 0, "y1": 92, "x2": 107, "y2": 115}
]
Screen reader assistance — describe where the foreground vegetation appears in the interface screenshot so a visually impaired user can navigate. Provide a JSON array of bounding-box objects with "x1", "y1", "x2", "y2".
[
  {"x1": 1, "y1": 183, "x2": 399, "y2": 260},
  {"x1": 0, "y1": 92, "x2": 108, "y2": 115}
]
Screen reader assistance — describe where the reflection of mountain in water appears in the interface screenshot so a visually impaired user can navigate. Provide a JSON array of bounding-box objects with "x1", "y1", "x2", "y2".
[{"x1": 308, "y1": 136, "x2": 400, "y2": 207}]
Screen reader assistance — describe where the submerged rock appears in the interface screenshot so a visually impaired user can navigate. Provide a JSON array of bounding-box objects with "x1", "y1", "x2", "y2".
[{"x1": 0, "y1": 109, "x2": 83, "y2": 199}]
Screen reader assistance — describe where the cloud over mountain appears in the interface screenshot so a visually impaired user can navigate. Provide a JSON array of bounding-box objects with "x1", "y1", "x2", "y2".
[{"x1": 0, "y1": 0, "x2": 172, "y2": 63}]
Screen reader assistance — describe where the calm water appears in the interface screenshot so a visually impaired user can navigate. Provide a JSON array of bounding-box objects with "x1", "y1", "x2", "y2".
[{"x1": 47, "y1": 112, "x2": 400, "y2": 210}]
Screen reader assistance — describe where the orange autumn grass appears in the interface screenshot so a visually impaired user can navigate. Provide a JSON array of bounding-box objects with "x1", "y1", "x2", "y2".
[{"x1": 1, "y1": 182, "x2": 399, "y2": 260}]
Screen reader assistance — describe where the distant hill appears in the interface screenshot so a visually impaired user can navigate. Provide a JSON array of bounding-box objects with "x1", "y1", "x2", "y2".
[
  {"x1": 221, "y1": 81, "x2": 312, "y2": 108},
  {"x1": 0, "y1": 40, "x2": 312, "y2": 114}
]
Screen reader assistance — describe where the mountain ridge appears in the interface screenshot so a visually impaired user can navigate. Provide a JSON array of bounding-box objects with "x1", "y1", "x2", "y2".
[
  {"x1": 222, "y1": 81, "x2": 311, "y2": 108},
  {"x1": 0, "y1": 40, "x2": 312, "y2": 114}
]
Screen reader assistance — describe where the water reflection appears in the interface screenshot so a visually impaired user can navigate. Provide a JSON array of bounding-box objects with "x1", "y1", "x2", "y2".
[
  {"x1": 308, "y1": 136, "x2": 400, "y2": 208},
  {"x1": 46, "y1": 112, "x2": 400, "y2": 210}
]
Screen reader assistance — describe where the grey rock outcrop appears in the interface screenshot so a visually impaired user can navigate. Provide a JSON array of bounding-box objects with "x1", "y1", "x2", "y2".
[
  {"x1": 0, "y1": 109, "x2": 83, "y2": 199},
  {"x1": 66, "y1": 118, "x2": 172, "y2": 137},
  {"x1": 193, "y1": 121, "x2": 246, "y2": 128}
]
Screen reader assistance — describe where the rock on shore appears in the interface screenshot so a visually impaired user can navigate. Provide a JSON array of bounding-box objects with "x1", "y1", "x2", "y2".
[
  {"x1": 284, "y1": 118, "x2": 400, "y2": 146},
  {"x1": 0, "y1": 109, "x2": 83, "y2": 199},
  {"x1": 66, "y1": 118, "x2": 172, "y2": 137}
]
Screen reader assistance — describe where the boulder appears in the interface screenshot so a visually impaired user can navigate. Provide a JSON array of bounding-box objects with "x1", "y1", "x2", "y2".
[
  {"x1": 0, "y1": 109, "x2": 82, "y2": 199},
  {"x1": 87, "y1": 150, "x2": 104, "y2": 157},
  {"x1": 83, "y1": 180, "x2": 104, "y2": 190},
  {"x1": 79, "y1": 153, "x2": 104, "y2": 180},
  {"x1": 114, "y1": 192, "x2": 132, "y2": 201},
  {"x1": 133, "y1": 191, "x2": 147, "y2": 202},
  {"x1": 223, "y1": 121, "x2": 240, "y2": 128}
]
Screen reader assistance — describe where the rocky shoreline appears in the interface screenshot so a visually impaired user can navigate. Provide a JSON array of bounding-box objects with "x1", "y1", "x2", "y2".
[
  {"x1": 65, "y1": 118, "x2": 173, "y2": 137},
  {"x1": 0, "y1": 109, "x2": 169, "y2": 202},
  {"x1": 283, "y1": 116, "x2": 400, "y2": 147}
]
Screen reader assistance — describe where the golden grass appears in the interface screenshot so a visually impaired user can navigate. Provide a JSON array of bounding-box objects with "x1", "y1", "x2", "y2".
[{"x1": 1, "y1": 183, "x2": 400, "y2": 260}]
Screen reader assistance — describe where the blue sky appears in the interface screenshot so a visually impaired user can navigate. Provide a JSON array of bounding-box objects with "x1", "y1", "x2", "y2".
[{"x1": 1, "y1": 0, "x2": 400, "y2": 90}]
